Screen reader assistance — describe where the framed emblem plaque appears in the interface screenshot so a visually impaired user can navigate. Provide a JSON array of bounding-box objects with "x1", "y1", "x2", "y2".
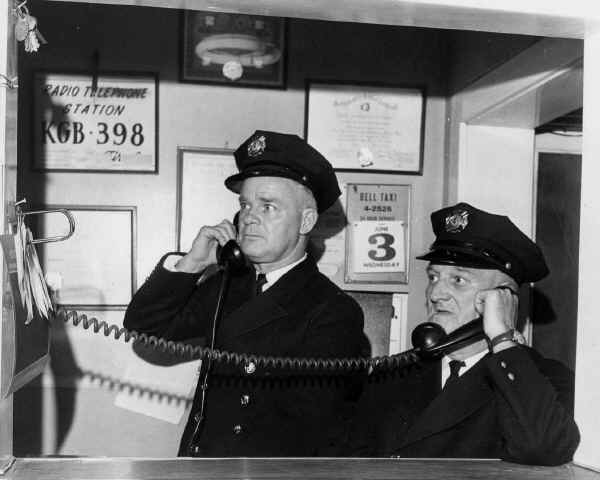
[{"x1": 181, "y1": 11, "x2": 287, "y2": 88}]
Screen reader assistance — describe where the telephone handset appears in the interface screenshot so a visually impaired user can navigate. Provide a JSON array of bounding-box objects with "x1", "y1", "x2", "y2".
[
  {"x1": 215, "y1": 212, "x2": 248, "y2": 272},
  {"x1": 216, "y1": 239, "x2": 247, "y2": 271},
  {"x1": 411, "y1": 285, "x2": 519, "y2": 357},
  {"x1": 411, "y1": 317, "x2": 485, "y2": 358}
]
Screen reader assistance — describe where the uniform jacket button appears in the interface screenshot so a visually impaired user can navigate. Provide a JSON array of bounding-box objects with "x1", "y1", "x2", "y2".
[
  {"x1": 245, "y1": 361, "x2": 256, "y2": 374},
  {"x1": 233, "y1": 424, "x2": 243, "y2": 435},
  {"x1": 190, "y1": 445, "x2": 201, "y2": 455},
  {"x1": 240, "y1": 394, "x2": 250, "y2": 407}
]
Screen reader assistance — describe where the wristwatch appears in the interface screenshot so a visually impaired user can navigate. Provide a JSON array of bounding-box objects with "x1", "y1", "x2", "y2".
[{"x1": 489, "y1": 329, "x2": 523, "y2": 349}]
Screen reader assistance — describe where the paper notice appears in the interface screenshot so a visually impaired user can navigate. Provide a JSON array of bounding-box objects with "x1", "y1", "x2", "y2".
[{"x1": 114, "y1": 357, "x2": 201, "y2": 424}]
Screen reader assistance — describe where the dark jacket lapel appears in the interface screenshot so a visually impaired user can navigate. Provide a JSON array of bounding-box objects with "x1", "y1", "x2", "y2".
[
  {"x1": 218, "y1": 257, "x2": 317, "y2": 341},
  {"x1": 400, "y1": 355, "x2": 494, "y2": 448}
]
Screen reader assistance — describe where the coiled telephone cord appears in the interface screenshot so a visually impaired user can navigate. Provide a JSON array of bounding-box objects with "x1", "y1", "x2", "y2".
[{"x1": 54, "y1": 308, "x2": 421, "y2": 374}]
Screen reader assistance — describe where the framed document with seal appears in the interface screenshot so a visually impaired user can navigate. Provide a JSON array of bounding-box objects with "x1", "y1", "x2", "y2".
[
  {"x1": 32, "y1": 71, "x2": 158, "y2": 173},
  {"x1": 344, "y1": 183, "x2": 411, "y2": 285},
  {"x1": 305, "y1": 81, "x2": 425, "y2": 174}
]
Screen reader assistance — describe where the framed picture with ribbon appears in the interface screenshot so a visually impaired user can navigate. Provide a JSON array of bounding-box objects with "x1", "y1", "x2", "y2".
[{"x1": 181, "y1": 11, "x2": 287, "y2": 88}]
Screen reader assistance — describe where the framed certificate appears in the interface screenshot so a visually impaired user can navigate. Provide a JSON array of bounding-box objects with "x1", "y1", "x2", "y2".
[
  {"x1": 37, "y1": 206, "x2": 137, "y2": 309},
  {"x1": 176, "y1": 147, "x2": 239, "y2": 252},
  {"x1": 305, "y1": 81, "x2": 425, "y2": 174},
  {"x1": 32, "y1": 71, "x2": 158, "y2": 173}
]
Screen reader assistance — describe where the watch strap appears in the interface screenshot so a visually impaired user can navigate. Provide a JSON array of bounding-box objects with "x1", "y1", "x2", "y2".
[{"x1": 490, "y1": 329, "x2": 518, "y2": 348}]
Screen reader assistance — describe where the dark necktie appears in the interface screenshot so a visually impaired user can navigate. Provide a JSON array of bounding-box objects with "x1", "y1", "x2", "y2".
[
  {"x1": 255, "y1": 273, "x2": 267, "y2": 296},
  {"x1": 444, "y1": 359, "x2": 466, "y2": 389}
]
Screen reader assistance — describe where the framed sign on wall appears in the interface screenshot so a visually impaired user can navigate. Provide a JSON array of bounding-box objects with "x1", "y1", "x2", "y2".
[
  {"x1": 32, "y1": 72, "x2": 158, "y2": 173},
  {"x1": 305, "y1": 80, "x2": 425, "y2": 174}
]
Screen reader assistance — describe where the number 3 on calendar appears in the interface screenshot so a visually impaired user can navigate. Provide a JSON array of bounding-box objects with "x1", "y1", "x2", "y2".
[{"x1": 351, "y1": 221, "x2": 406, "y2": 274}]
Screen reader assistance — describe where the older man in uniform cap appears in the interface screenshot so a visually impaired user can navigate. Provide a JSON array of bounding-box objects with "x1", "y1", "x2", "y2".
[
  {"x1": 352, "y1": 202, "x2": 579, "y2": 465},
  {"x1": 124, "y1": 130, "x2": 366, "y2": 457}
]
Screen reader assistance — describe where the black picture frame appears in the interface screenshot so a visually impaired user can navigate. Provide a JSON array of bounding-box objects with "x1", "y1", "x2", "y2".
[{"x1": 181, "y1": 11, "x2": 287, "y2": 89}]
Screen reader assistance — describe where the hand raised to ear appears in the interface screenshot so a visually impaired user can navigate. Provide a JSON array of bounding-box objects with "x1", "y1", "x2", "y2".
[
  {"x1": 176, "y1": 219, "x2": 238, "y2": 273},
  {"x1": 474, "y1": 286, "x2": 518, "y2": 339}
]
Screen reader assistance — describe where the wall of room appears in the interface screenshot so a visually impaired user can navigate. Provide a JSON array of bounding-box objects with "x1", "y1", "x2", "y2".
[
  {"x1": 445, "y1": 31, "x2": 540, "y2": 94},
  {"x1": 15, "y1": 0, "x2": 449, "y2": 456}
]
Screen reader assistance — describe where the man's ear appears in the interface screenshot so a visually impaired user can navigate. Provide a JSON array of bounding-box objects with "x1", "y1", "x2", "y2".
[
  {"x1": 496, "y1": 271, "x2": 519, "y2": 295},
  {"x1": 300, "y1": 208, "x2": 318, "y2": 235},
  {"x1": 497, "y1": 283, "x2": 518, "y2": 295}
]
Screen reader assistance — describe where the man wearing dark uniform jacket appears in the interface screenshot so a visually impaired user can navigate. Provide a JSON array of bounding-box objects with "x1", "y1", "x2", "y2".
[
  {"x1": 124, "y1": 130, "x2": 366, "y2": 457},
  {"x1": 351, "y1": 202, "x2": 579, "y2": 465}
]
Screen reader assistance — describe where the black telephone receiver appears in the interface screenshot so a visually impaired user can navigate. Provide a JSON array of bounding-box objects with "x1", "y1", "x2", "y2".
[
  {"x1": 411, "y1": 317, "x2": 485, "y2": 358},
  {"x1": 216, "y1": 212, "x2": 248, "y2": 272},
  {"x1": 411, "y1": 285, "x2": 518, "y2": 358},
  {"x1": 217, "y1": 240, "x2": 247, "y2": 271}
]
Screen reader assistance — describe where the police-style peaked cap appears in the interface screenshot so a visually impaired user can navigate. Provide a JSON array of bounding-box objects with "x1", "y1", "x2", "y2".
[
  {"x1": 417, "y1": 202, "x2": 549, "y2": 284},
  {"x1": 225, "y1": 130, "x2": 341, "y2": 213}
]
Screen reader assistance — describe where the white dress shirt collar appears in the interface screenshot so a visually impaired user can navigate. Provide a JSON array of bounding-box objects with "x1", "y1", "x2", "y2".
[
  {"x1": 440, "y1": 348, "x2": 488, "y2": 388},
  {"x1": 258, "y1": 254, "x2": 307, "y2": 292}
]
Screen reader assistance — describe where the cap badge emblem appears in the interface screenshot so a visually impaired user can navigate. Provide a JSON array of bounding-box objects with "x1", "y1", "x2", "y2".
[
  {"x1": 445, "y1": 209, "x2": 469, "y2": 233},
  {"x1": 248, "y1": 135, "x2": 266, "y2": 157}
]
